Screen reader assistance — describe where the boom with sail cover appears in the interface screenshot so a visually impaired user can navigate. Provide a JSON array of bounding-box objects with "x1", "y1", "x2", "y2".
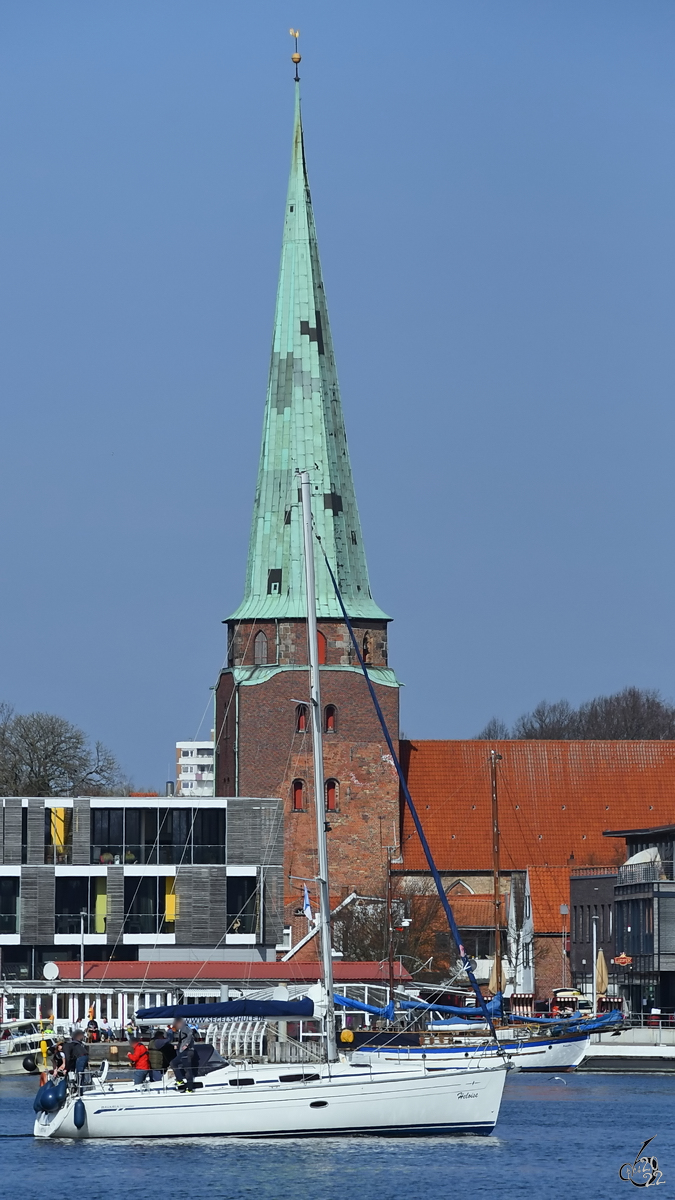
[{"x1": 135, "y1": 999, "x2": 314, "y2": 1021}]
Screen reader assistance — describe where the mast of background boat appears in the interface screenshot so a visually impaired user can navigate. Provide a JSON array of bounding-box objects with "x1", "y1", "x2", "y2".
[
  {"x1": 299, "y1": 469, "x2": 338, "y2": 1062},
  {"x1": 386, "y1": 848, "x2": 395, "y2": 1005},
  {"x1": 490, "y1": 750, "x2": 503, "y2": 1012}
]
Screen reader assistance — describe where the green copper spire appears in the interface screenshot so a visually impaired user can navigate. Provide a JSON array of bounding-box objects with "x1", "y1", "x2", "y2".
[{"x1": 230, "y1": 84, "x2": 388, "y2": 622}]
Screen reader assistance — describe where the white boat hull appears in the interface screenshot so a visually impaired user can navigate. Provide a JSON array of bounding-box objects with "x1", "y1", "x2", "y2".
[
  {"x1": 357, "y1": 1032, "x2": 589, "y2": 1073},
  {"x1": 34, "y1": 1060, "x2": 507, "y2": 1140},
  {"x1": 581, "y1": 1042, "x2": 675, "y2": 1070},
  {"x1": 0, "y1": 1053, "x2": 39, "y2": 1076}
]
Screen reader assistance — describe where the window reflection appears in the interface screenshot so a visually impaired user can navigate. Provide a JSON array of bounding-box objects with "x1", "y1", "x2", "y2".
[{"x1": 90, "y1": 807, "x2": 226, "y2": 865}]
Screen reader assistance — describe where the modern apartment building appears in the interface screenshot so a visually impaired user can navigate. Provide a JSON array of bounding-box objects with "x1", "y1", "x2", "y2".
[
  {"x1": 176, "y1": 740, "x2": 215, "y2": 797},
  {"x1": 0, "y1": 794, "x2": 283, "y2": 979}
]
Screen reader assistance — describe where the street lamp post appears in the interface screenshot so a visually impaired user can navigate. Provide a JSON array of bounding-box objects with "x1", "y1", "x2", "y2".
[
  {"x1": 591, "y1": 913, "x2": 599, "y2": 1014},
  {"x1": 560, "y1": 904, "x2": 569, "y2": 989}
]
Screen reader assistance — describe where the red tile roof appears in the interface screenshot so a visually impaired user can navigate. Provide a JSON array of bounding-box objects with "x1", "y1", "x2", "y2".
[
  {"x1": 400, "y1": 739, "x2": 675, "y2": 929},
  {"x1": 439, "y1": 894, "x2": 502, "y2": 927},
  {"x1": 52, "y1": 960, "x2": 411, "y2": 984},
  {"x1": 526, "y1": 866, "x2": 574, "y2": 932}
]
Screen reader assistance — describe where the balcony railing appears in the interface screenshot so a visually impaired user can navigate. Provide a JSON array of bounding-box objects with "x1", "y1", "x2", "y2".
[
  {"x1": 92, "y1": 844, "x2": 226, "y2": 865},
  {"x1": 55, "y1": 913, "x2": 106, "y2": 935},
  {"x1": 122, "y1": 915, "x2": 175, "y2": 935},
  {"x1": 617, "y1": 861, "x2": 674, "y2": 885},
  {"x1": 44, "y1": 846, "x2": 72, "y2": 865}
]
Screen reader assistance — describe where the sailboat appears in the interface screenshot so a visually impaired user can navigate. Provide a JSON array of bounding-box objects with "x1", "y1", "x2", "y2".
[{"x1": 34, "y1": 471, "x2": 508, "y2": 1139}]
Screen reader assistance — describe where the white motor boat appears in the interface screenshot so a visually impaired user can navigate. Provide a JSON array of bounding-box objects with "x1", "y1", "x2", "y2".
[{"x1": 0, "y1": 1021, "x2": 51, "y2": 1076}]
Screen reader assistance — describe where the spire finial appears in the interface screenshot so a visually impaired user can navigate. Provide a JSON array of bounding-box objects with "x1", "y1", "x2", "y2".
[{"x1": 290, "y1": 29, "x2": 301, "y2": 82}]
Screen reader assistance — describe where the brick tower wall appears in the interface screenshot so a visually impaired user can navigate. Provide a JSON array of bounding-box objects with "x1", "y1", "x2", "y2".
[{"x1": 215, "y1": 617, "x2": 400, "y2": 943}]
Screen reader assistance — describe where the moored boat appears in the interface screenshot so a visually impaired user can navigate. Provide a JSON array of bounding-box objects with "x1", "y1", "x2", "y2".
[{"x1": 0, "y1": 1020, "x2": 52, "y2": 1076}]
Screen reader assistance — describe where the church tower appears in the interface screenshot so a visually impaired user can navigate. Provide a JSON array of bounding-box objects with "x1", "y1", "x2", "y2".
[{"x1": 215, "y1": 81, "x2": 400, "y2": 920}]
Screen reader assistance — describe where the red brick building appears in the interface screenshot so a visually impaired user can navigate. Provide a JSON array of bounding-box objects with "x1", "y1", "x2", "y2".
[{"x1": 397, "y1": 739, "x2": 675, "y2": 996}]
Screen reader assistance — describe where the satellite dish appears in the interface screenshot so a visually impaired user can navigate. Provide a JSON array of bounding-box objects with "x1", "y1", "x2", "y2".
[{"x1": 43, "y1": 962, "x2": 60, "y2": 981}]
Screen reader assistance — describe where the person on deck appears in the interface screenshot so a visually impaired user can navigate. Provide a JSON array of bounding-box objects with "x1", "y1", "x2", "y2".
[
  {"x1": 63, "y1": 1030, "x2": 89, "y2": 1084},
  {"x1": 147, "y1": 1029, "x2": 175, "y2": 1079},
  {"x1": 127, "y1": 1034, "x2": 153, "y2": 1086},
  {"x1": 171, "y1": 1018, "x2": 198, "y2": 1093}
]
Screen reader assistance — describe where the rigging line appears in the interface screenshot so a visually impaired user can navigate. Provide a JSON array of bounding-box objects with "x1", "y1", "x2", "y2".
[
  {"x1": 175, "y1": 887, "x2": 266, "y2": 996},
  {"x1": 97, "y1": 797, "x2": 211, "y2": 995},
  {"x1": 95, "y1": 810, "x2": 169, "y2": 992},
  {"x1": 192, "y1": 693, "x2": 215, "y2": 744},
  {"x1": 499, "y1": 771, "x2": 544, "y2": 866},
  {"x1": 211, "y1": 467, "x2": 298, "y2": 754},
  {"x1": 315, "y1": 533, "x2": 500, "y2": 1045},
  {"x1": 136, "y1": 802, "x2": 208, "y2": 996},
  {"x1": 398, "y1": 761, "x2": 497, "y2": 845},
  {"x1": 213, "y1": 620, "x2": 257, "y2": 757},
  {"x1": 236, "y1": 796, "x2": 286, "y2": 995},
  {"x1": 180, "y1": 793, "x2": 285, "y2": 996}
]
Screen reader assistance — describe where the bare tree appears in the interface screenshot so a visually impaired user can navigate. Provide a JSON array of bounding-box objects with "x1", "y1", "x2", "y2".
[
  {"x1": 0, "y1": 708, "x2": 125, "y2": 795},
  {"x1": 478, "y1": 686, "x2": 675, "y2": 741},
  {"x1": 332, "y1": 881, "x2": 457, "y2": 977},
  {"x1": 575, "y1": 687, "x2": 675, "y2": 739},
  {"x1": 476, "y1": 717, "x2": 509, "y2": 740},
  {"x1": 512, "y1": 699, "x2": 577, "y2": 739}
]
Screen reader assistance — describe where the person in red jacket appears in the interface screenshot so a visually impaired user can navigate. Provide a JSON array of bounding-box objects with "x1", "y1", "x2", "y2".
[{"x1": 127, "y1": 1034, "x2": 153, "y2": 1085}]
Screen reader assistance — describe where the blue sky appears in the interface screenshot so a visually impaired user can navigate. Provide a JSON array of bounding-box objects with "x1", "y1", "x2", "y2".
[{"x1": 1, "y1": 2, "x2": 675, "y2": 785}]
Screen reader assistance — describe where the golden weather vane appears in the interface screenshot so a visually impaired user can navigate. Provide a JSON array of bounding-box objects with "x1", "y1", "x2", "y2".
[{"x1": 290, "y1": 29, "x2": 301, "y2": 81}]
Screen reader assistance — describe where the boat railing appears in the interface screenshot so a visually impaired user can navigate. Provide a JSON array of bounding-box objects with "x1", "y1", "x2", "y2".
[
  {"x1": 626, "y1": 1012, "x2": 675, "y2": 1029},
  {"x1": 204, "y1": 1019, "x2": 324, "y2": 1063}
]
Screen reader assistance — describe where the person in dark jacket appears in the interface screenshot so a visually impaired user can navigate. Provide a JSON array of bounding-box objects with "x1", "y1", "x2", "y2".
[
  {"x1": 147, "y1": 1029, "x2": 175, "y2": 1080},
  {"x1": 63, "y1": 1030, "x2": 89, "y2": 1083},
  {"x1": 170, "y1": 1019, "x2": 198, "y2": 1093}
]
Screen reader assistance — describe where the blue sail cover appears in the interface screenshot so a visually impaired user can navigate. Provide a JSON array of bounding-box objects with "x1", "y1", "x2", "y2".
[
  {"x1": 399, "y1": 993, "x2": 503, "y2": 1019},
  {"x1": 332, "y1": 995, "x2": 395, "y2": 1021},
  {"x1": 135, "y1": 999, "x2": 315, "y2": 1020},
  {"x1": 510, "y1": 1009, "x2": 622, "y2": 1033}
]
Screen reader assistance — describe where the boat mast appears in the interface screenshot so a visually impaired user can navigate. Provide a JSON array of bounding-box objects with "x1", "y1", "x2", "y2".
[
  {"x1": 386, "y1": 848, "x2": 395, "y2": 1004},
  {"x1": 490, "y1": 750, "x2": 503, "y2": 1007},
  {"x1": 299, "y1": 469, "x2": 338, "y2": 1062}
]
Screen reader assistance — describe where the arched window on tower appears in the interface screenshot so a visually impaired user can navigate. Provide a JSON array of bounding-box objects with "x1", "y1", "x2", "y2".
[
  {"x1": 317, "y1": 630, "x2": 327, "y2": 665},
  {"x1": 292, "y1": 779, "x2": 304, "y2": 812},
  {"x1": 296, "y1": 704, "x2": 309, "y2": 733},
  {"x1": 254, "y1": 630, "x2": 268, "y2": 665},
  {"x1": 324, "y1": 705, "x2": 337, "y2": 733},
  {"x1": 362, "y1": 632, "x2": 372, "y2": 664},
  {"x1": 325, "y1": 779, "x2": 338, "y2": 812}
]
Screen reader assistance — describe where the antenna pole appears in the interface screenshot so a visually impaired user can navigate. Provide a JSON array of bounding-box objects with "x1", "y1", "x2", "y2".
[
  {"x1": 299, "y1": 469, "x2": 337, "y2": 1062},
  {"x1": 290, "y1": 29, "x2": 301, "y2": 82},
  {"x1": 490, "y1": 751, "x2": 503, "y2": 1008}
]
